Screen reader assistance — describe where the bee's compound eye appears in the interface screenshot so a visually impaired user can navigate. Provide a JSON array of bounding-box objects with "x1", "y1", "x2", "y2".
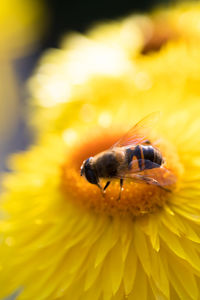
[
  {"x1": 85, "y1": 168, "x2": 98, "y2": 184},
  {"x1": 83, "y1": 157, "x2": 97, "y2": 184}
]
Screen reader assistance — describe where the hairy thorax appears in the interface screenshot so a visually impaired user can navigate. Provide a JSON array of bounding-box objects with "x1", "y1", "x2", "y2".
[{"x1": 93, "y1": 149, "x2": 125, "y2": 178}]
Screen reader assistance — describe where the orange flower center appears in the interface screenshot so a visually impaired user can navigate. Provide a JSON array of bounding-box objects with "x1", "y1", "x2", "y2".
[
  {"x1": 140, "y1": 15, "x2": 181, "y2": 55},
  {"x1": 61, "y1": 128, "x2": 181, "y2": 217}
]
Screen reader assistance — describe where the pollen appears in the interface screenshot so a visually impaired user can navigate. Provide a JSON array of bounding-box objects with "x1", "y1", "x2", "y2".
[{"x1": 61, "y1": 128, "x2": 182, "y2": 217}]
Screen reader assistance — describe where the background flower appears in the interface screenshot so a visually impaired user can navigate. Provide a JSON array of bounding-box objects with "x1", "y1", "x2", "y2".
[
  {"x1": 0, "y1": 0, "x2": 46, "y2": 172},
  {"x1": 29, "y1": 1, "x2": 200, "y2": 135},
  {"x1": 1, "y1": 2, "x2": 200, "y2": 300}
]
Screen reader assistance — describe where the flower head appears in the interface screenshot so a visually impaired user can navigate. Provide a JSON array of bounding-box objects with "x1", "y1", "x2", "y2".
[
  {"x1": 1, "y1": 2, "x2": 200, "y2": 300},
  {"x1": 0, "y1": 0, "x2": 45, "y2": 171},
  {"x1": 0, "y1": 0, "x2": 45, "y2": 56}
]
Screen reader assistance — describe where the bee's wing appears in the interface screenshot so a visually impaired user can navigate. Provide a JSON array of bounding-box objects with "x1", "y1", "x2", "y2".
[
  {"x1": 116, "y1": 160, "x2": 176, "y2": 187},
  {"x1": 110, "y1": 112, "x2": 160, "y2": 149},
  {"x1": 125, "y1": 173, "x2": 173, "y2": 192}
]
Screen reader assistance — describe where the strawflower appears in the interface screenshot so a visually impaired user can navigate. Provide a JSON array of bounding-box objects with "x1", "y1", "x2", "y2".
[
  {"x1": 0, "y1": 0, "x2": 45, "y2": 57},
  {"x1": 29, "y1": 1, "x2": 200, "y2": 134},
  {"x1": 1, "y1": 2, "x2": 200, "y2": 300},
  {"x1": 0, "y1": 0, "x2": 45, "y2": 170}
]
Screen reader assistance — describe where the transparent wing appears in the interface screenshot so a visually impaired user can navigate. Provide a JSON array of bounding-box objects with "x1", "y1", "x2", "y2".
[
  {"x1": 116, "y1": 160, "x2": 176, "y2": 187},
  {"x1": 125, "y1": 174, "x2": 173, "y2": 192},
  {"x1": 110, "y1": 111, "x2": 160, "y2": 149}
]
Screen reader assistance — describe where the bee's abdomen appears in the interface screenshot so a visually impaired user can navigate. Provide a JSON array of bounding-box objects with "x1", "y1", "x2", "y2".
[
  {"x1": 142, "y1": 145, "x2": 163, "y2": 169},
  {"x1": 126, "y1": 145, "x2": 163, "y2": 171}
]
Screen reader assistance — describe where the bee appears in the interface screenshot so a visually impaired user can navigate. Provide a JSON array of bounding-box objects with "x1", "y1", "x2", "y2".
[{"x1": 80, "y1": 112, "x2": 175, "y2": 199}]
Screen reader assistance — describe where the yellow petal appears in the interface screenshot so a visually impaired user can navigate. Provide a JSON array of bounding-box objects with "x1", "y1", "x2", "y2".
[
  {"x1": 95, "y1": 219, "x2": 119, "y2": 267},
  {"x1": 134, "y1": 225, "x2": 151, "y2": 276},
  {"x1": 108, "y1": 242, "x2": 124, "y2": 295},
  {"x1": 149, "y1": 247, "x2": 170, "y2": 299},
  {"x1": 128, "y1": 264, "x2": 147, "y2": 300},
  {"x1": 169, "y1": 254, "x2": 198, "y2": 300},
  {"x1": 159, "y1": 223, "x2": 186, "y2": 260},
  {"x1": 123, "y1": 241, "x2": 137, "y2": 295}
]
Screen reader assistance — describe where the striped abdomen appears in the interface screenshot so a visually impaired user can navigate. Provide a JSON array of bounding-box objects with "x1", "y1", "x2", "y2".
[{"x1": 125, "y1": 145, "x2": 164, "y2": 171}]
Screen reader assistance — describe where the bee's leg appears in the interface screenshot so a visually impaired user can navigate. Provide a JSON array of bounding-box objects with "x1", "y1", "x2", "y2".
[
  {"x1": 104, "y1": 181, "x2": 111, "y2": 191},
  {"x1": 117, "y1": 179, "x2": 124, "y2": 200},
  {"x1": 97, "y1": 182, "x2": 105, "y2": 197}
]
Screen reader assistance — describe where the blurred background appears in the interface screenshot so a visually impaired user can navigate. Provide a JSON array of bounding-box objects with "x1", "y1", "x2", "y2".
[{"x1": 0, "y1": 0, "x2": 176, "y2": 173}]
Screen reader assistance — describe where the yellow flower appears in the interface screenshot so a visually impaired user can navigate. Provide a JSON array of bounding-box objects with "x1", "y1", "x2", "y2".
[
  {"x1": 29, "y1": 1, "x2": 200, "y2": 134},
  {"x1": 0, "y1": 0, "x2": 46, "y2": 169},
  {"x1": 0, "y1": 0, "x2": 45, "y2": 57},
  {"x1": 1, "y1": 2, "x2": 200, "y2": 300},
  {"x1": 1, "y1": 100, "x2": 200, "y2": 300}
]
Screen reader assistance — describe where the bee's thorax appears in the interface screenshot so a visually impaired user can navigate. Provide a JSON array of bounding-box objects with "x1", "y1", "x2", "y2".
[{"x1": 93, "y1": 149, "x2": 124, "y2": 178}]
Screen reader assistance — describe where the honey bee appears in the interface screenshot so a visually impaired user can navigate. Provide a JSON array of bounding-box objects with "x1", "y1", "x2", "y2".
[{"x1": 80, "y1": 112, "x2": 175, "y2": 199}]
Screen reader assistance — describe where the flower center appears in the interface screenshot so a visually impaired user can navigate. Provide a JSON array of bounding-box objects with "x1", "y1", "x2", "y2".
[
  {"x1": 141, "y1": 17, "x2": 179, "y2": 54},
  {"x1": 61, "y1": 128, "x2": 181, "y2": 217}
]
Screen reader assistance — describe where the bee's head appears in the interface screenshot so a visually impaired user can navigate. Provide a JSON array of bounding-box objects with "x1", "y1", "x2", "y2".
[{"x1": 80, "y1": 157, "x2": 98, "y2": 185}]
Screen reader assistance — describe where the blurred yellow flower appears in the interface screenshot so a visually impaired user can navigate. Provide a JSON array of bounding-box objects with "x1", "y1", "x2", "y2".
[
  {"x1": 0, "y1": 0, "x2": 46, "y2": 170},
  {"x1": 0, "y1": 0, "x2": 45, "y2": 57},
  {"x1": 1, "y1": 2, "x2": 200, "y2": 300},
  {"x1": 29, "y1": 1, "x2": 200, "y2": 135}
]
